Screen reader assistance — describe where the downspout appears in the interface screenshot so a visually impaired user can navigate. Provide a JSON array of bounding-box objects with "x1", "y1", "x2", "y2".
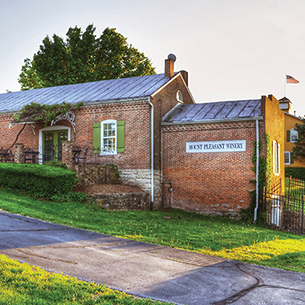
[
  {"x1": 254, "y1": 119, "x2": 260, "y2": 223},
  {"x1": 147, "y1": 97, "x2": 154, "y2": 210}
]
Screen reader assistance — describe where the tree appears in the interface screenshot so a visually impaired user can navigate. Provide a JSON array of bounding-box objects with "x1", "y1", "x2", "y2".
[
  {"x1": 18, "y1": 25, "x2": 155, "y2": 90},
  {"x1": 18, "y1": 58, "x2": 45, "y2": 90},
  {"x1": 292, "y1": 119, "x2": 305, "y2": 161}
]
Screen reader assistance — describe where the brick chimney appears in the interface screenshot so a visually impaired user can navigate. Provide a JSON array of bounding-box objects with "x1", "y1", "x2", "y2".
[{"x1": 165, "y1": 53, "x2": 176, "y2": 78}]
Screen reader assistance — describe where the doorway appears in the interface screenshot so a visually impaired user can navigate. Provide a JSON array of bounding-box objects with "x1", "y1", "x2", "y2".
[{"x1": 43, "y1": 130, "x2": 68, "y2": 164}]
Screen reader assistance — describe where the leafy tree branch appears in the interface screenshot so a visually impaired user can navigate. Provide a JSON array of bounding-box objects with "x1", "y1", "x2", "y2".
[{"x1": 18, "y1": 25, "x2": 155, "y2": 90}]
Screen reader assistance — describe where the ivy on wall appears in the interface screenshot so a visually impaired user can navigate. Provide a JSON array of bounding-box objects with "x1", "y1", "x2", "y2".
[
  {"x1": 264, "y1": 133, "x2": 272, "y2": 191},
  {"x1": 241, "y1": 133, "x2": 272, "y2": 223},
  {"x1": 13, "y1": 101, "x2": 83, "y2": 127}
]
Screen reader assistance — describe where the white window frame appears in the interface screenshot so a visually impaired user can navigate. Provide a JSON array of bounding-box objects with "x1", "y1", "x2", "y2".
[
  {"x1": 176, "y1": 90, "x2": 183, "y2": 103},
  {"x1": 284, "y1": 151, "x2": 291, "y2": 165},
  {"x1": 290, "y1": 128, "x2": 298, "y2": 143},
  {"x1": 38, "y1": 125, "x2": 71, "y2": 164},
  {"x1": 100, "y1": 119, "x2": 117, "y2": 155},
  {"x1": 273, "y1": 140, "x2": 280, "y2": 175}
]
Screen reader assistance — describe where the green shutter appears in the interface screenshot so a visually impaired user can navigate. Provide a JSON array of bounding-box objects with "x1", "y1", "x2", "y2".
[
  {"x1": 117, "y1": 121, "x2": 125, "y2": 153},
  {"x1": 93, "y1": 122, "x2": 101, "y2": 154},
  {"x1": 291, "y1": 152, "x2": 294, "y2": 164},
  {"x1": 287, "y1": 130, "x2": 290, "y2": 142}
]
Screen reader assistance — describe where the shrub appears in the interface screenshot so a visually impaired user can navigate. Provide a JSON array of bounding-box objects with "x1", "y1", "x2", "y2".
[
  {"x1": 0, "y1": 163, "x2": 76, "y2": 199},
  {"x1": 285, "y1": 167, "x2": 305, "y2": 180}
]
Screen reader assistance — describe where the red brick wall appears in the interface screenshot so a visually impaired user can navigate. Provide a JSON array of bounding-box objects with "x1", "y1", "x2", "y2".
[
  {"x1": 73, "y1": 101, "x2": 151, "y2": 169},
  {"x1": 162, "y1": 120, "x2": 265, "y2": 214},
  {"x1": 0, "y1": 101, "x2": 151, "y2": 170},
  {"x1": 152, "y1": 74, "x2": 194, "y2": 170},
  {"x1": 0, "y1": 113, "x2": 43, "y2": 153}
]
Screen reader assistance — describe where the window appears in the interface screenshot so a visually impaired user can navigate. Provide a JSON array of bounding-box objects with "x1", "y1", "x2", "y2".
[
  {"x1": 176, "y1": 90, "x2": 183, "y2": 103},
  {"x1": 284, "y1": 151, "x2": 290, "y2": 165},
  {"x1": 290, "y1": 129, "x2": 298, "y2": 142},
  {"x1": 273, "y1": 140, "x2": 280, "y2": 175},
  {"x1": 93, "y1": 120, "x2": 125, "y2": 154},
  {"x1": 102, "y1": 119, "x2": 117, "y2": 154},
  {"x1": 287, "y1": 128, "x2": 298, "y2": 142}
]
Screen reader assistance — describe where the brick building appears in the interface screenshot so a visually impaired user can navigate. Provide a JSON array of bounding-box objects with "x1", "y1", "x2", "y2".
[
  {"x1": 161, "y1": 95, "x2": 285, "y2": 215},
  {"x1": 0, "y1": 56, "x2": 194, "y2": 208},
  {"x1": 0, "y1": 56, "x2": 288, "y2": 214}
]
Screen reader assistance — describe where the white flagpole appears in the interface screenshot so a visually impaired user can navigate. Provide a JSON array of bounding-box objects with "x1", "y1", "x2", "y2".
[{"x1": 284, "y1": 72, "x2": 287, "y2": 97}]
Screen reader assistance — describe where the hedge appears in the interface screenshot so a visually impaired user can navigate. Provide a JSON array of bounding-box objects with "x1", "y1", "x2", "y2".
[
  {"x1": 285, "y1": 167, "x2": 305, "y2": 180},
  {"x1": 0, "y1": 163, "x2": 77, "y2": 199}
]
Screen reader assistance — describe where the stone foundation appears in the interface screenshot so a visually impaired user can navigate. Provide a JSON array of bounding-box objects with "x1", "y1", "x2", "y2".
[
  {"x1": 72, "y1": 165, "x2": 162, "y2": 210},
  {"x1": 74, "y1": 164, "x2": 119, "y2": 187},
  {"x1": 119, "y1": 169, "x2": 163, "y2": 208},
  {"x1": 92, "y1": 192, "x2": 150, "y2": 210}
]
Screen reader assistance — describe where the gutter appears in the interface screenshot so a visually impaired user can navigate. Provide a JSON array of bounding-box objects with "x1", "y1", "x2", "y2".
[
  {"x1": 254, "y1": 119, "x2": 260, "y2": 223},
  {"x1": 147, "y1": 97, "x2": 154, "y2": 210}
]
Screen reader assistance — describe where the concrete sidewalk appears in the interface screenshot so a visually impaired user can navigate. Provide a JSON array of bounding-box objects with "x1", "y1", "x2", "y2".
[{"x1": 1, "y1": 211, "x2": 305, "y2": 305}]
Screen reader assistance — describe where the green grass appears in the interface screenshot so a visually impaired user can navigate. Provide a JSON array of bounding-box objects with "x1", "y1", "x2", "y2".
[
  {"x1": 0, "y1": 254, "x2": 171, "y2": 305},
  {"x1": 259, "y1": 251, "x2": 305, "y2": 273},
  {"x1": 0, "y1": 187, "x2": 305, "y2": 273},
  {"x1": 285, "y1": 177, "x2": 305, "y2": 198}
]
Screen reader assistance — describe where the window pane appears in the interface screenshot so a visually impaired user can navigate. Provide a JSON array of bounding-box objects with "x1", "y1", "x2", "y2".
[
  {"x1": 103, "y1": 138, "x2": 115, "y2": 152},
  {"x1": 284, "y1": 152, "x2": 290, "y2": 164},
  {"x1": 291, "y1": 129, "x2": 298, "y2": 142},
  {"x1": 103, "y1": 123, "x2": 116, "y2": 137},
  {"x1": 109, "y1": 123, "x2": 116, "y2": 136}
]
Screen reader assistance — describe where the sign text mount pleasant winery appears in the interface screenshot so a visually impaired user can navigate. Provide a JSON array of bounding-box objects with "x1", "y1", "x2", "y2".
[{"x1": 186, "y1": 140, "x2": 246, "y2": 153}]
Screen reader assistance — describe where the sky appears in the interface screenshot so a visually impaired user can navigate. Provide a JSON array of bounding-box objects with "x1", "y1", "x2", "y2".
[{"x1": 1, "y1": 0, "x2": 305, "y2": 116}]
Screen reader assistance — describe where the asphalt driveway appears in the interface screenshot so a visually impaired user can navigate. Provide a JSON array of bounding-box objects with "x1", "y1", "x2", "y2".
[{"x1": 1, "y1": 211, "x2": 305, "y2": 305}]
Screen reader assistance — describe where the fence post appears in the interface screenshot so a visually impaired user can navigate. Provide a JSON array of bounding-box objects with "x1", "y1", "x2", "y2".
[
  {"x1": 301, "y1": 195, "x2": 304, "y2": 235},
  {"x1": 288, "y1": 176, "x2": 291, "y2": 203},
  {"x1": 262, "y1": 186, "x2": 265, "y2": 212}
]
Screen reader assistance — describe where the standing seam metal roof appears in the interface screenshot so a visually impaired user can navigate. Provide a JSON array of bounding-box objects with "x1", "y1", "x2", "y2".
[
  {"x1": 0, "y1": 73, "x2": 171, "y2": 112},
  {"x1": 162, "y1": 99, "x2": 262, "y2": 123}
]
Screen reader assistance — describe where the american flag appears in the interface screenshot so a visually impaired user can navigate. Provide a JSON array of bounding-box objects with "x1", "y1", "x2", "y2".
[{"x1": 286, "y1": 75, "x2": 299, "y2": 84}]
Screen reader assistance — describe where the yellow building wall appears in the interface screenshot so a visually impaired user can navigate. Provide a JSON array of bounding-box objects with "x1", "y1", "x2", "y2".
[
  {"x1": 284, "y1": 112, "x2": 304, "y2": 168},
  {"x1": 262, "y1": 95, "x2": 285, "y2": 193}
]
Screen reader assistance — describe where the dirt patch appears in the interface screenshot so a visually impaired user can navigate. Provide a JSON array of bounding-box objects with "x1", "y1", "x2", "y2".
[{"x1": 75, "y1": 184, "x2": 144, "y2": 196}]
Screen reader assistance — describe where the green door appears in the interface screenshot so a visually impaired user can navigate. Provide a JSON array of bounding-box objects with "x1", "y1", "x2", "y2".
[{"x1": 43, "y1": 130, "x2": 68, "y2": 164}]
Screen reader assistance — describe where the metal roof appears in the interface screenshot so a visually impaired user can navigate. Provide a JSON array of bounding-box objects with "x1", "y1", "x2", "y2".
[
  {"x1": 162, "y1": 99, "x2": 262, "y2": 124},
  {"x1": 0, "y1": 73, "x2": 171, "y2": 113}
]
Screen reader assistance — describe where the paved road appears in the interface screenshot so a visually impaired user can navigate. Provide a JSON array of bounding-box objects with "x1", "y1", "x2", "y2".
[{"x1": 1, "y1": 211, "x2": 305, "y2": 305}]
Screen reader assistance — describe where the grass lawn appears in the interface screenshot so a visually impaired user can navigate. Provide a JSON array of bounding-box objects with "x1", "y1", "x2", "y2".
[
  {"x1": 0, "y1": 187, "x2": 305, "y2": 275},
  {"x1": 0, "y1": 254, "x2": 172, "y2": 305}
]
